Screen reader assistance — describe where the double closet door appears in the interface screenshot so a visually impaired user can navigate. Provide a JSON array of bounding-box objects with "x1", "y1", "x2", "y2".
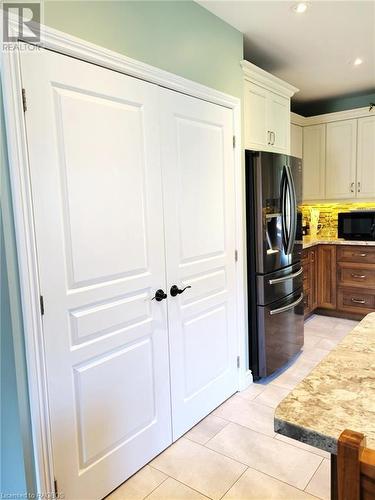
[{"x1": 20, "y1": 48, "x2": 238, "y2": 499}]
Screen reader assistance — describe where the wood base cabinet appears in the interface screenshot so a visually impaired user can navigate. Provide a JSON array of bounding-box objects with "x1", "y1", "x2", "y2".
[
  {"x1": 337, "y1": 246, "x2": 375, "y2": 316},
  {"x1": 303, "y1": 244, "x2": 375, "y2": 320}
]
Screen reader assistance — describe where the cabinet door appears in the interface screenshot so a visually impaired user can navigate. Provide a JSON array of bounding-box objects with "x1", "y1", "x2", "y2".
[
  {"x1": 159, "y1": 88, "x2": 238, "y2": 439},
  {"x1": 268, "y1": 92, "x2": 290, "y2": 154},
  {"x1": 317, "y1": 245, "x2": 337, "y2": 309},
  {"x1": 303, "y1": 124, "x2": 326, "y2": 200},
  {"x1": 326, "y1": 120, "x2": 357, "y2": 199},
  {"x1": 290, "y1": 123, "x2": 303, "y2": 158},
  {"x1": 310, "y1": 248, "x2": 318, "y2": 310},
  {"x1": 357, "y1": 116, "x2": 375, "y2": 199},
  {"x1": 244, "y1": 80, "x2": 269, "y2": 150}
]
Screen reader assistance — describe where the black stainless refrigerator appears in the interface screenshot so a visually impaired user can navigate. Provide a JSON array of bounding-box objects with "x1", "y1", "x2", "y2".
[{"x1": 245, "y1": 150, "x2": 304, "y2": 379}]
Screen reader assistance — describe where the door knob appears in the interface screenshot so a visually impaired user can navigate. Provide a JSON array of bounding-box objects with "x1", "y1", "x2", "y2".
[
  {"x1": 170, "y1": 285, "x2": 191, "y2": 297},
  {"x1": 151, "y1": 289, "x2": 167, "y2": 301}
]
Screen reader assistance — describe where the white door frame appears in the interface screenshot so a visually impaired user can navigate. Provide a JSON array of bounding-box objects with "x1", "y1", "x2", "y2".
[{"x1": 1, "y1": 19, "x2": 249, "y2": 496}]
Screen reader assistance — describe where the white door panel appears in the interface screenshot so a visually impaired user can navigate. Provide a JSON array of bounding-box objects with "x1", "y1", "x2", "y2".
[
  {"x1": 20, "y1": 49, "x2": 171, "y2": 500},
  {"x1": 159, "y1": 89, "x2": 238, "y2": 439},
  {"x1": 55, "y1": 87, "x2": 150, "y2": 286}
]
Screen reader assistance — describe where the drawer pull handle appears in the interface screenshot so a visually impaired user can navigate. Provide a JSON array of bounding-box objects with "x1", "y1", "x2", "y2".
[
  {"x1": 269, "y1": 267, "x2": 303, "y2": 285},
  {"x1": 351, "y1": 298, "x2": 366, "y2": 304},
  {"x1": 354, "y1": 253, "x2": 367, "y2": 257},
  {"x1": 269, "y1": 293, "x2": 304, "y2": 315},
  {"x1": 351, "y1": 274, "x2": 366, "y2": 279}
]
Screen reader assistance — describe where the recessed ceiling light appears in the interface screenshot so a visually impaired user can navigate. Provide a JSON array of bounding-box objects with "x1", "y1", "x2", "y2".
[
  {"x1": 293, "y1": 2, "x2": 308, "y2": 13},
  {"x1": 354, "y1": 58, "x2": 363, "y2": 66}
]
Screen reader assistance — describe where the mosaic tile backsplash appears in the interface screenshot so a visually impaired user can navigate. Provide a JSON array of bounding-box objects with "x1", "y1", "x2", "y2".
[{"x1": 301, "y1": 202, "x2": 375, "y2": 238}]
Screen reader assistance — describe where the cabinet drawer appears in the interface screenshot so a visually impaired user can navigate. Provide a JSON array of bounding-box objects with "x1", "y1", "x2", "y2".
[
  {"x1": 337, "y1": 287, "x2": 375, "y2": 315},
  {"x1": 338, "y1": 263, "x2": 375, "y2": 288},
  {"x1": 337, "y1": 246, "x2": 375, "y2": 264}
]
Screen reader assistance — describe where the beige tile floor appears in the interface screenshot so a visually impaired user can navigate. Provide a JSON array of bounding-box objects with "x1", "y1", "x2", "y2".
[{"x1": 107, "y1": 314, "x2": 358, "y2": 500}]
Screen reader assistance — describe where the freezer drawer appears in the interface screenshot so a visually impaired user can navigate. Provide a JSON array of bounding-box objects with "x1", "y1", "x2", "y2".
[
  {"x1": 257, "y1": 262, "x2": 303, "y2": 306},
  {"x1": 257, "y1": 288, "x2": 304, "y2": 378}
]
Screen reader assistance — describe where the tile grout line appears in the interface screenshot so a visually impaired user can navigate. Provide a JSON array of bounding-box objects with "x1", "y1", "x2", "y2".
[
  {"x1": 204, "y1": 418, "x2": 277, "y2": 444},
  {"x1": 142, "y1": 473, "x2": 170, "y2": 500},
  {"x1": 272, "y1": 434, "x2": 330, "y2": 459},
  {"x1": 302, "y1": 456, "x2": 325, "y2": 492},
  {"x1": 303, "y1": 457, "x2": 327, "y2": 496},
  {"x1": 150, "y1": 474, "x2": 214, "y2": 500},
  {"x1": 201, "y1": 435, "x2": 323, "y2": 493},
  {"x1": 184, "y1": 419, "x2": 231, "y2": 446},
  {"x1": 217, "y1": 466, "x2": 249, "y2": 500}
]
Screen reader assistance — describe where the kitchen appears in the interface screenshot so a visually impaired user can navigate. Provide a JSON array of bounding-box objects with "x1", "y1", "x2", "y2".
[{"x1": 1, "y1": 1, "x2": 374, "y2": 499}]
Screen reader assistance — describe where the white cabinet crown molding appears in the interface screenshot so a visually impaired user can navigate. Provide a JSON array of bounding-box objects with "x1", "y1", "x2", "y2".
[
  {"x1": 293, "y1": 106, "x2": 375, "y2": 126},
  {"x1": 241, "y1": 60, "x2": 299, "y2": 98},
  {"x1": 291, "y1": 112, "x2": 306, "y2": 126}
]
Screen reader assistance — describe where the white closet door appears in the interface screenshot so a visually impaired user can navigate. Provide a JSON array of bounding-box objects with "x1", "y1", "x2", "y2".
[
  {"x1": 159, "y1": 88, "x2": 238, "y2": 439},
  {"x1": 21, "y1": 49, "x2": 171, "y2": 500}
]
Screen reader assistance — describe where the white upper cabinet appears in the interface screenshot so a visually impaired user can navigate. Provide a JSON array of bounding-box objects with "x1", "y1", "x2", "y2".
[
  {"x1": 242, "y1": 61, "x2": 298, "y2": 154},
  {"x1": 325, "y1": 119, "x2": 357, "y2": 199},
  {"x1": 303, "y1": 124, "x2": 326, "y2": 200},
  {"x1": 356, "y1": 116, "x2": 375, "y2": 199},
  {"x1": 268, "y1": 92, "x2": 290, "y2": 152},
  {"x1": 244, "y1": 81, "x2": 269, "y2": 150},
  {"x1": 290, "y1": 123, "x2": 303, "y2": 158}
]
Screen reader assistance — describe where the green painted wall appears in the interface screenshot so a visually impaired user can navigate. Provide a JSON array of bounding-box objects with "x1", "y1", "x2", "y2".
[
  {"x1": 292, "y1": 90, "x2": 375, "y2": 116},
  {"x1": 1, "y1": 1, "x2": 243, "y2": 493},
  {"x1": 1, "y1": 80, "x2": 35, "y2": 495},
  {"x1": 44, "y1": 0, "x2": 244, "y2": 98},
  {"x1": 1, "y1": 216, "x2": 27, "y2": 495}
]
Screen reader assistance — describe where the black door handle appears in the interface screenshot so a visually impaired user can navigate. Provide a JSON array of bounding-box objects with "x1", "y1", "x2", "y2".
[
  {"x1": 151, "y1": 289, "x2": 167, "y2": 302},
  {"x1": 170, "y1": 285, "x2": 191, "y2": 297}
]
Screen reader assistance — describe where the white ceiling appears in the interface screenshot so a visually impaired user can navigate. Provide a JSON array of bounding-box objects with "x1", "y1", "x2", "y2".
[{"x1": 197, "y1": 0, "x2": 375, "y2": 103}]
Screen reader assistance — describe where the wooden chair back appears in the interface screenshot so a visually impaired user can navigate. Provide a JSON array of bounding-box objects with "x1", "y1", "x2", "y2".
[{"x1": 338, "y1": 429, "x2": 375, "y2": 500}]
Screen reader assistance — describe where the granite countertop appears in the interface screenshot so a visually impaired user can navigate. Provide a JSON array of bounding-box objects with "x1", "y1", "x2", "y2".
[
  {"x1": 274, "y1": 312, "x2": 375, "y2": 455},
  {"x1": 303, "y1": 236, "x2": 375, "y2": 249}
]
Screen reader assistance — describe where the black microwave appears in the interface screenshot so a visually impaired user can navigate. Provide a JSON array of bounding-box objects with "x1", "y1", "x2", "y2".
[{"x1": 338, "y1": 211, "x2": 375, "y2": 240}]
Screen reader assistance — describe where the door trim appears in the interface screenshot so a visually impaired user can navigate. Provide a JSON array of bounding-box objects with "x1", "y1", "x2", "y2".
[{"x1": 2, "y1": 18, "x2": 245, "y2": 496}]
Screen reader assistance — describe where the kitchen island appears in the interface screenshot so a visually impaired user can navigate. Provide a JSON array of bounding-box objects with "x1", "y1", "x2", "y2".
[{"x1": 275, "y1": 312, "x2": 375, "y2": 497}]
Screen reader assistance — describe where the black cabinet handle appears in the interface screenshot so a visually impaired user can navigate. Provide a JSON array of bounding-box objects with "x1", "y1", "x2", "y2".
[
  {"x1": 170, "y1": 285, "x2": 191, "y2": 297},
  {"x1": 151, "y1": 289, "x2": 167, "y2": 301}
]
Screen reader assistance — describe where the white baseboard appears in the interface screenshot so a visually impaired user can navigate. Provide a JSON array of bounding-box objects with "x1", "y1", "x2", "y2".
[{"x1": 238, "y1": 369, "x2": 253, "y2": 391}]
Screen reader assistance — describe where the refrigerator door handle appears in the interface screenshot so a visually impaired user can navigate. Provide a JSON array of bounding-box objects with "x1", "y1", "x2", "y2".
[
  {"x1": 285, "y1": 164, "x2": 297, "y2": 255},
  {"x1": 281, "y1": 167, "x2": 289, "y2": 253},
  {"x1": 268, "y1": 267, "x2": 303, "y2": 285},
  {"x1": 269, "y1": 293, "x2": 304, "y2": 316}
]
